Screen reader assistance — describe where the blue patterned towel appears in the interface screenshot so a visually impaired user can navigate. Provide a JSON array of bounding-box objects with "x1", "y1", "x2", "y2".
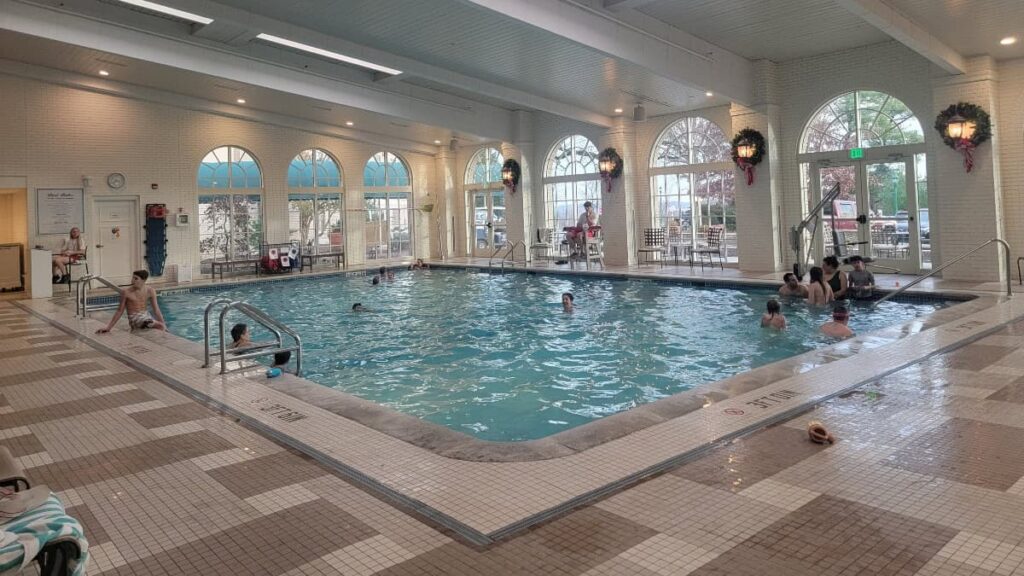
[{"x1": 0, "y1": 493, "x2": 88, "y2": 575}]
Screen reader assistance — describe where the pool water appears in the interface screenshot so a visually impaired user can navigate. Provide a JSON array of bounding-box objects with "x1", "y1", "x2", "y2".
[{"x1": 160, "y1": 269, "x2": 949, "y2": 441}]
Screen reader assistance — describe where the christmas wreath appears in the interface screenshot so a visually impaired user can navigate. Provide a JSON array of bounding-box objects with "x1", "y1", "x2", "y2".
[
  {"x1": 730, "y1": 128, "x2": 765, "y2": 185},
  {"x1": 934, "y1": 102, "x2": 992, "y2": 173},
  {"x1": 501, "y1": 159, "x2": 521, "y2": 194},
  {"x1": 598, "y1": 147, "x2": 623, "y2": 193}
]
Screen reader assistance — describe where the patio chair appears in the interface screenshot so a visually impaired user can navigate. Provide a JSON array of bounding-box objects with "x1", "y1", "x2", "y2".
[
  {"x1": 690, "y1": 226, "x2": 724, "y2": 270},
  {"x1": 573, "y1": 227, "x2": 604, "y2": 270},
  {"x1": 666, "y1": 225, "x2": 685, "y2": 265},
  {"x1": 637, "y1": 228, "x2": 666, "y2": 267},
  {"x1": 530, "y1": 228, "x2": 555, "y2": 264}
]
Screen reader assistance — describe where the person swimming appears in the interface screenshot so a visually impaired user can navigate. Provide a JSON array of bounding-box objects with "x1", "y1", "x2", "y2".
[
  {"x1": 562, "y1": 292, "x2": 574, "y2": 313},
  {"x1": 760, "y1": 299, "x2": 786, "y2": 330},
  {"x1": 351, "y1": 303, "x2": 369, "y2": 312}
]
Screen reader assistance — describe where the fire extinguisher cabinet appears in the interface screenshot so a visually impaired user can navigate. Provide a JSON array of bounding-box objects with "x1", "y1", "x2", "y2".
[{"x1": 144, "y1": 203, "x2": 168, "y2": 276}]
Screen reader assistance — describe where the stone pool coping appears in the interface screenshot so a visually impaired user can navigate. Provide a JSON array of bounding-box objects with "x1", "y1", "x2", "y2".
[
  {"x1": 77, "y1": 265, "x2": 982, "y2": 462},
  {"x1": 26, "y1": 268, "x2": 1021, "y2": 545}
]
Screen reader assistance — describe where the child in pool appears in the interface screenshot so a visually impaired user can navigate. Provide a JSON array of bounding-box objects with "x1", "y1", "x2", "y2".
[{"x1": 761, "y1": 299, "x2": 786, "y2": 330}]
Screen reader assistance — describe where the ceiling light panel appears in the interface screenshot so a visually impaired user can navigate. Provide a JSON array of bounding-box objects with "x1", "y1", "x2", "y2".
[
  {"x1": 113, "y1": 0, "x2": 214, "y2": 25},
  {"x1": 256, "y1": 33, "x2": 402, "y2": 76}
]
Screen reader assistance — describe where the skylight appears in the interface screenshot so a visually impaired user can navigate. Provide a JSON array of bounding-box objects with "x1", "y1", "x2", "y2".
[{"x1": 256, "y1": 33, "x2": 402, "y2": 76}]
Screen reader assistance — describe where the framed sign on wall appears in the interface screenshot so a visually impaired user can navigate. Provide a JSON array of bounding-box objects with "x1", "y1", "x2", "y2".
[{"x1": 37, "y1": 188, "x2": 85, "y2": 235}]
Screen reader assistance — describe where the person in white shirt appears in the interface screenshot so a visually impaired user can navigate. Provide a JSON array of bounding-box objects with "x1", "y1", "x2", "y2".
[
  {"x1": 568, "y1": 201, "x2": 598, "y2": 256},
  {"x1": 51, "y1": 227, "x2": 86, "y2": 284}
]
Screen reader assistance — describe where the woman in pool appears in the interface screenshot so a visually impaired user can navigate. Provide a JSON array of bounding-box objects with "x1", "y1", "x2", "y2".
[
  {"x1": 760, "y1": 299, "x2": 786, "y2": 330},
  {"x1": 229, "y1": 323, "x2": 290, "y2": 367},
  {"x1": 806, "y1": 266, "x2": 834, "y2": 306},
  {"x1": 561, "y1": 292, "x2": 574, "y2": 313},
  {"x1": 822, "y1": 255, "x2": 849, "y2": 300}
]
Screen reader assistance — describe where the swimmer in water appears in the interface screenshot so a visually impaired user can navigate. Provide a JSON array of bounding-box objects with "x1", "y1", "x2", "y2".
[
  {"x1": 761, "y1": 299, "x2": 786, "y2": 330},
  {"x1": 562, "y1": 292, "x2": 574, "y2": 313},
  {"x1": 352, "y1": 303, "x2": 369, "y2": 312}
]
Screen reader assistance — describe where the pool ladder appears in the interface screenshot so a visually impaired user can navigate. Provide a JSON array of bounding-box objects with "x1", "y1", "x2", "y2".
[
  {"x1": 202, "y1": 299, "x2": 303, "y2": 376},
  {"x1": 75, "y1": 274, "x2": 123, "y2": 318},
  {"x1": 488, "y1": 241, "x2": 527, "y2": 273}
]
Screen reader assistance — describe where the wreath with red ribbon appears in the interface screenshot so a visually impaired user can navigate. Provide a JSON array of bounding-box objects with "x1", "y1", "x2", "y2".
[
  {"x1": 934, "y1": 102, "x2": 992, "y2": 173},
  {"x1": 730, "y1": 128, "x2": 766, "y2": 186},
  {"x1": 598, "y1": 147, "x2": 623, "y2": 193},
  {"x1": 501, "y1": 159, "x2": 521, "y2": 194}
]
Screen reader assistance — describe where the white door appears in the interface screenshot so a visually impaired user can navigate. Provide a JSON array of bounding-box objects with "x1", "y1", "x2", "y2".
[{"x1": 93, "y1": 198, "x2": 139, "y2": 284}]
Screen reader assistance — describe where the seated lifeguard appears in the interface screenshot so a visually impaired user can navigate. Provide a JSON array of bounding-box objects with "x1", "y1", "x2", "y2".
[
  {"x1": 566, "y1": 201, "x2": 598, "y2": 257},
  {"x1": 51, "y1": 227, "x2": 86, "y2": 284}
]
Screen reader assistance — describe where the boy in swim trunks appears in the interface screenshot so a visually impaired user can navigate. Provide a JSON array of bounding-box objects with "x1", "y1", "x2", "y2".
[{"x1": 95, "y1": 270, "x2": 167, "y2": 333}]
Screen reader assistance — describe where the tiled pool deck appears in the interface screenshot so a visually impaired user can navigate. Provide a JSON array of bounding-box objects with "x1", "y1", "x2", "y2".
[{"x1": 3, "y1": 262, "x2": 1024, "y2": 574}]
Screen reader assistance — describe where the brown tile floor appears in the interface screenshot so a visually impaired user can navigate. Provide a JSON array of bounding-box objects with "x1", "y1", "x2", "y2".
[{"x1": 4, "y1": 300, "x2": 1024, "y2": 575}]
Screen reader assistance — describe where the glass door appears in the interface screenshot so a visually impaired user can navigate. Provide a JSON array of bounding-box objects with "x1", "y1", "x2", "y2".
[
  {"x1": 470, "y1": 189, "x2": 506, "y2": 257},
  {"x1": 864, "y1": 159, "x2": 919, "y2": 272},
  {"x1": 812, "y1": 158, "x2": 919, "y2": 273},
  {"x1": 365, "y1": 192, "x2": 413, "y2": 262}
]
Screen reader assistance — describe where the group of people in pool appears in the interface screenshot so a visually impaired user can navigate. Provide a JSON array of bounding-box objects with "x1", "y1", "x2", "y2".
[
  {"x1": 763, "y1": 255, "x2": 878, "y2": 339},
  {"x1": 354, "y1": 260, "x2": 430, "y2": 310}
]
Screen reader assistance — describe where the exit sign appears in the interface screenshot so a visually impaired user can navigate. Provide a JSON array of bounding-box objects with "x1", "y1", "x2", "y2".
[{"x1": 849, "y1": 148, "x2": 864, "y2": 159}]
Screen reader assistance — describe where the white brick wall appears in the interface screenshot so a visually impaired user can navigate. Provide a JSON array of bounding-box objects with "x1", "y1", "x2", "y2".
[
  {"x1": 997, "y1": 58, "x2": 1024, "y2": 268},
  {"x1": 0, "y1": 74, "x2": 437, "y2": 279}
]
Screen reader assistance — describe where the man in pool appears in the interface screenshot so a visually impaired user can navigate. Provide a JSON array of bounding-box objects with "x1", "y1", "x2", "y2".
[
  {"x1": 820, "y1": 305, "x2": 854, "y2": 339},
  {"x1": 778, "y1": 272, "x2": 808, "y2": 298},
  {"x1": 562, "y1": 292, "x2": 574, "y2": 313},
  {"x1": 352, "y1": 303, "x2": 370, "y2": 312},
  {"x1": 847, "y1": 255, "x2": 876, "y2": 299},
  {"x1": 95, "y1": 270, "x2": 166, "y2": 333},
  {"x1": 378, "y1": 266, "x2": 395, "y2": 281},
  {"x1": 371, "y1": 275, "x2": 381, "y2": 286}
]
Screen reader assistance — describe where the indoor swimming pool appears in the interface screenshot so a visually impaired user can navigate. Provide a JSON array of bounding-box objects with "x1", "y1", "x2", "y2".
[{"x1": 159, "y1": 269, "x2": 955, "y2": 441}]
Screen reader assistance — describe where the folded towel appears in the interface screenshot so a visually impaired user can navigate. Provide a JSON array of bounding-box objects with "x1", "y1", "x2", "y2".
[{"x1": 0, "y1": 493, "x2": 88, "y2": 575}]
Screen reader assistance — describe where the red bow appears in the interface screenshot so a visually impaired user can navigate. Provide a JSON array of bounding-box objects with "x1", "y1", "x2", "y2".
[
  {"x1": 954, "y1": 139, "x2": 975, "y2": 173},
  {"x1": 737, "y1": 158, "x2": 755, "y2": 185}
]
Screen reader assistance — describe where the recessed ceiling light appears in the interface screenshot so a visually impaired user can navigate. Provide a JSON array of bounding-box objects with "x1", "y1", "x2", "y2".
[
  {"x1": 705, "y1": 91, "x2": 714, "y2": 97},
  {"x1": 433, "y1": 140, "x2": 442, "y2": 145},
  {"x1": 236, "y1": 98, "x2": 246, "y2": 104},
  {"x1": 345, "y1": 121, "x2": 354, "y2": 126},
  {"x1": 113, "y1": 0, "x2": 213, "y2": 25},
  {"x1": 614, "y1": 108, "x2": 623, "y2": 113},
  {"x1": 98, "y1": 70, "x2": 110, "y2": 76},
  {"x1": 1001, "y1": 36, "x2": 1018, "y2": 46},
  {"x1": 256, "y1": 33, "x2": 402, "y2": 76}
]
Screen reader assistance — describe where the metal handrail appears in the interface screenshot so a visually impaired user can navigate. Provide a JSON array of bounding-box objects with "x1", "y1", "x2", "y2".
[
  {"x1": 873, "y1": 238, "x2": 1012, "y2": 306},
  {"x1": 488, "y1": 242, "x2": 511, "y2": 268},
  {"x1": 202, "y1": 298, "x2": 234, "y2": 368},
  {"x1": 216, "y1": 301, "x2": 303, "y2": 375},
  {"x1": 76, "y1": 275, "x2": 124, "y2": 317},
  {"x1": 501, "y1": 240, "x2": 526, "y2": 272}
]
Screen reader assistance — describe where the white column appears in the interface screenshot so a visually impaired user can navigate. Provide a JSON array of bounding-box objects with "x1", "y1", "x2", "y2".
[
  {"x1": 502, "y1": 111, "x2": 535, "y2": 253},
  {"x1": 931, "y1": 56, "x2": 1005, "y2": 282},
  {"x1": 433, "y1": 145, "x2": 456, "y2": 260},
  {"x1": 598, "y1": 118, "x2": 637, "y2": 266},
  {"x1": 732, "y1": 103, "x2": 784, "y2": 272}
]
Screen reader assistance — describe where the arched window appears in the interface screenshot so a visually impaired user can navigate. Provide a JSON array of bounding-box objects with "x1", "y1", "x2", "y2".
[
  {"x1": 465, "y1": 147, "x2": 506, "y2": 254},
  {"x1": 363, "y1": 151, "x2": 413, "y2": 261},
  {"x1": 363, "y1": 151, "x2": 410, "y2": 187},
  {"x1": 197, "y1": 146, "x2": 263, "y2": 267},
  {"x1": 798, "y1": 91, "x2": 929, "y2": 270},
  {"x1": 649, "y1": 118, "x2": 736, "y2": 263},
  {"x1": 288, "y1": 149, "x2": 344, "y2": 255},
  {"x1": 800, "y1": 90, "x2": 923, "y2": 153},
  {"x1": 542, "y1": 135, "x2": 600, "y2": 234}
]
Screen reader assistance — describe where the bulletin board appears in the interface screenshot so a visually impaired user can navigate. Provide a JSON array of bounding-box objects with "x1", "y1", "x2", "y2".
[{"x1": 36, "y1": 188, "x2": 85, "y2": 235}]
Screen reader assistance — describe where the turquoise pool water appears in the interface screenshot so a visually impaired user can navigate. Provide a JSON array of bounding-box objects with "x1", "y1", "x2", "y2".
[{"x1": 159, "y1": 269, "x2": 950, "y2": 441}]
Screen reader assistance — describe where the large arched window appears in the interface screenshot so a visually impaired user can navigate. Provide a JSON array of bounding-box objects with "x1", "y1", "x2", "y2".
[
  {"x1": 288, "y1": 149, "x2": 344, "y2": 256},
  {"x1": 197, "y1": 146, "x2": 263, "y2": 267},
  {"x1": 543, "y1": 135, "x2": 600, "y2": 234},
  {"x1": 649, "y1": 117, "x2": 736, "y2": 262},
  {"x1": 798, "y1": 91, "x2": 929, "y2": 271},
  {"x1": 801, "y1": 90, "x2": 923, "y2": 153},
  {"x1": 363, "y1": 151, "x2": 413, "y2": 261},
  {"x1": 465, "y1": 147, "x2": 506, "y2": 254}
]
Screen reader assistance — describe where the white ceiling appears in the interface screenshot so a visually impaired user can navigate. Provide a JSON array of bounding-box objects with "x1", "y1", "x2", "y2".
[
  {"x1": 0, "y1": 30, "x2": 481, "y2": 149},
  {"x1": 636, "y1": 0, "x2": 891, "y2": 62},
  {"x1": 886, "y1": 0, "x2": 1024, "y2": 59}
]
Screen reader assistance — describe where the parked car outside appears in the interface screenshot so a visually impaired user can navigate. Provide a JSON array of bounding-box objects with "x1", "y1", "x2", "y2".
[{"x1": 895, "y1": 209, "x2": 929, "y2": 239}]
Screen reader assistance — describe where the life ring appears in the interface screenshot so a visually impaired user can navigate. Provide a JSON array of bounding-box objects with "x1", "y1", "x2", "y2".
[
  {"x1": 807, "y1": 420, "x2": 835, "y2": 444},
  {"x1": 268, "y1": 248, "x2": 279, "y2": 259},
  {"x1": 288, "y1": 246, "x2": 300, "y2": 260}
]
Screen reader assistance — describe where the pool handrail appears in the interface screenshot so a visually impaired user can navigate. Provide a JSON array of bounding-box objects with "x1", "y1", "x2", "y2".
[
  {"x1": 76, "y1": 274, "x2": 123, "y2": 318},
  {"x1": 873, "y1": 237, "x2": 1012, "y2": 307},
  {"x1": 501, "y1": 240, "x2": 527, "y2": 273},
  {"x1": 488, "y1": 242, "x2": 511, "y2": 268},
  {"x1": 202, "y1": 298, "x2": 234, "y2": 368},
  {"x1": 215, "y1": 301, "x2": 303, "y2": 376}
]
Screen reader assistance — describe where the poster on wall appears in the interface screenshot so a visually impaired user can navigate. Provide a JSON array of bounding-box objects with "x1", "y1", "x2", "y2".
[{"x1": 36, "y1": 188, "x2": 85, "y2": 235}]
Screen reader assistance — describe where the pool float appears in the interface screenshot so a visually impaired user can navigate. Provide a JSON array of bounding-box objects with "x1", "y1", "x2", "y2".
[
  {"x1": 807, "y1": 420, "x2": 835, "y2": 444},
  {"x1": 266, "y1": 367, "x2": 282, "y2": 378}
]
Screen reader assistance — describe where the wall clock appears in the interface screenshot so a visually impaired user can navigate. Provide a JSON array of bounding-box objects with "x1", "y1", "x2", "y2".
[{"x1": 107, "y1": 172, "x2": 126, "y2": 190}]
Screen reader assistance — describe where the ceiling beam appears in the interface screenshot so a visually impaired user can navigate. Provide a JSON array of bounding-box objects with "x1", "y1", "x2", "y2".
[
  {"x1": 123, "y1": 0, "x2": 612, "y2": 127},
  {"x1": 835, "y1": 0, "x2": 965, "y2": 74},
  {"x1": 603, "y1": 0, "x2": 660, "y2": 12},
  {"x1": 457, "y1": 0, "x2": 753, "y2": 105},
  {"x1": 0, "y1": 0, "x2": 516, "y2": 140}
]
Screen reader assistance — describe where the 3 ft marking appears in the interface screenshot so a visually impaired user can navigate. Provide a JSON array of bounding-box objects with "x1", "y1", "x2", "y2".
[{"x1": 746, "y1": 389, "x2": 801, "y2": 410}]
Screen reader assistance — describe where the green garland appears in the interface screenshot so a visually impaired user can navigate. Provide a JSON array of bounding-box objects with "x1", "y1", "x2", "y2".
[
  {"x1": 934, "y1": 102, "x2": 992, "y2": 148},
  {"x1": 730, "y1": 128, "x2": 766, "y2": 167},
  {"x1": 598, "y1": 147, "x2": 623, "y2": 179}
]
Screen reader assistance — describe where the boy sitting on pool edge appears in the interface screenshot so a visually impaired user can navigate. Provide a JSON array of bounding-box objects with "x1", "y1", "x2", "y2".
[{"x1": 96, "y1": 270, "x2": 166, "y2": 333}]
